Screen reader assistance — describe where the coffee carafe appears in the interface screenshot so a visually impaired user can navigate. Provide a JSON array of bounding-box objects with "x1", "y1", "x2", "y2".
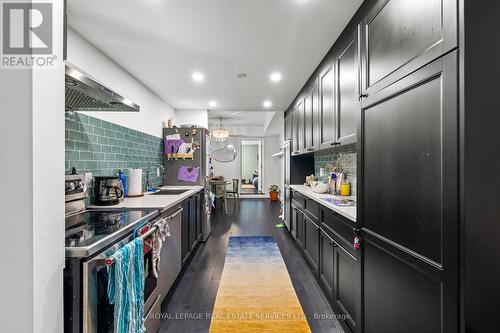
[{"x1": 95, "y1": 176, "x2": 124, "y2": 206}]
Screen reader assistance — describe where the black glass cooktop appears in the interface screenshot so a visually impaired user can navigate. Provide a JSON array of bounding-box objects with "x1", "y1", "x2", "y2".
[{"x1": 65, "y1": 209, "x2": 158, "y2": 251}]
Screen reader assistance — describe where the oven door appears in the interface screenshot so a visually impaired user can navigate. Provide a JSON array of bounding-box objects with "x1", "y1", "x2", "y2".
[{"x1": 82, "y1": 235, "x2": 160, "y2": 333}]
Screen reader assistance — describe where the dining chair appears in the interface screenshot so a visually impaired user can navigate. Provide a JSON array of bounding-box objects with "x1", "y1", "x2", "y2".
[
  {"x1": 213, "y1": 182, "x2": 228, "y2": 215},
  {"x1": 226, "y1": 179, "x2": 240, "y2": 206}
]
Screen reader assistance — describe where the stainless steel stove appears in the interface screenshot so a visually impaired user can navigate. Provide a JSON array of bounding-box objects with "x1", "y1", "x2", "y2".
[{"x1": 64, "y1": 173, "x2": 158, "y2": 258}]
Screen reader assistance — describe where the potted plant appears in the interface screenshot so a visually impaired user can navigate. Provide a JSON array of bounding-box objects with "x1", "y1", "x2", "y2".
[{"x1": 269, "y1": 184, "x2": 279, "y2": 201}]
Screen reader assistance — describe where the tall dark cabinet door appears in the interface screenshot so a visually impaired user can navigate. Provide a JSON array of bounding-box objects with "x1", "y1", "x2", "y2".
[
  {"x1": 304, "y1": 92, "x2": 313, "y2": 152},
  {"x1": 361, "y1": 53, "x2": 458, "y2": 333},
  {"x1": 292, "y1": 106, "x2": 299, "y2": 154},
  {"x1": 335, "y1": 27, "x2": 359, "y2": 145},
  {"x1": 284, "y1": 111, "x2": 292, "y2": 141},
  {"x1": 361, "y1": 0, "x2": 457, "y2": 97},
  {"x1": 319, "y1": 65, "x2": 335, "y2": 149},
  {"x1": 294, "y1": 208, "x2": 305, "y2": 249},
  {"x1": 311, "y1": 80, "x2": 320, "y2": 150},
  {"x1": 181, "y1": 199, "x2": 190, "y2": 265},
  {"x1": 297, "y1": 100, "x2": 305, "y2": 153},
  {"x1": 319, "y1": 230, "x2": 335, "y2": 299},
  {"x1": 303, "y1": 215, "x2": 320, "y2": 274},
  {"x1": 334, "y1": 243, "x2": 358, "y2": 332}
]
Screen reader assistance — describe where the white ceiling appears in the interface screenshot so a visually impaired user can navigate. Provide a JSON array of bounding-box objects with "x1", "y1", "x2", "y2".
[{"x1": 67, "y1": 0, "x2": 362, "y2": 113}]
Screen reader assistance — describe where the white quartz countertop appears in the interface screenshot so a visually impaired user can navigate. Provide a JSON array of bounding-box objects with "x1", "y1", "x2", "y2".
[
  {"x1": 88, "y1": 185, "x2": 204, "y2": 210},
  {"x1": 290, "y1": 185, "x2": 357, "y2": 222}
]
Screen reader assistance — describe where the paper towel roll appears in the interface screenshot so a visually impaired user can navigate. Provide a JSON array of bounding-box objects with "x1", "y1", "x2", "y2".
[{"x1": 127, "y1": 168, "x2": 143, "y2": 196}]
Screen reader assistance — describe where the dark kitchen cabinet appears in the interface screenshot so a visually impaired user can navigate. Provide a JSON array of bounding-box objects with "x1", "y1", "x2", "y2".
[
  {"x1": 293, "y1": 206, "x2": 305, "y2": 249},
  {"x1": 362, "y1": 53, "x2": 458, "y2": 332},
  {"x1": 182, "y1": 194, "x2": 201, "y2": 266},
  {"x1": 319, "y1": 230, "x2": 335, "y2": 299},
  {"x1": 319, "y1": 64, "x2": 335, "y2": 149},
  {"x1": 304, "y1": 214, "x2": 320, "y2": 274},
  {"x1": 292, "y1": 102, "x2": 304, "y2": 155},
  {"x1": 361, "y1": 0, "x2": 457, "y2": 97},
  {"x1": 311, "y1": 79, "x2": 320, "y2": 150},
  {"x1": 181, "y1": 199, "x2": 190, "y2": 265},
  {"x1": 196, "y1": 193, "x2": 202, "y2": 241},
  {"x1": 335, "y1": 27, "x2": 359, "y2": 145},
  {"x1": 334, "y1": 242, "x2": 358, "y2": 332},
  {"x1": 304, "y1": 91, "x2": 314, "y2": 152},
  {"x1": 284, "y1": 111, "x2": 292, "y2": 141}
]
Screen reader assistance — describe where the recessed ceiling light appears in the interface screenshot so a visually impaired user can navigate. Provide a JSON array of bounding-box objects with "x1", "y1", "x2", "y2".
[
  {"x1": 270, "y1": 72, "x2": 282, "y2": 82},
  {"x1": 263, "y1": 100, "x2": 272, "y2": 108},
  {"x1": 192, "y1": 72, "x2": 205, "y2": 82},
  {"x1": 236, "y1": 73, "x2": 248, "y2": 79},
  {"x1": 209, "y1": 100, "x2": 217, "y2": 107}
]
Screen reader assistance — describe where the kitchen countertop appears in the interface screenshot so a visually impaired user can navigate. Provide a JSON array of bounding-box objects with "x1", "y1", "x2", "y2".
[
  {"x1": 88, "y1": 185, "x2": 204, "y2": 210},
  {"x1": 289, "y1": 185, "x2": 357, "y2": 222}
]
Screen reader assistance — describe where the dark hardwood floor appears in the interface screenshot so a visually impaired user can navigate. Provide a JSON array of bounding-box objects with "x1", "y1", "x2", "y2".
[{"x1": 158, "y1": 199, "x2": 342, "y2": 333}]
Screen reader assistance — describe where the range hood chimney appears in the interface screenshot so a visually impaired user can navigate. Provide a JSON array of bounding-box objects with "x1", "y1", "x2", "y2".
[{"x1": 65, "y1": 65, "x2": 140, "y2": 113}]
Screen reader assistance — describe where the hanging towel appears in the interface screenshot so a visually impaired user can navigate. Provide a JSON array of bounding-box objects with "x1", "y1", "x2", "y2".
[
  {"x1": 107, "y1": 238, "x2": 145, "y2": 333},
  {"x1": 209, "y1": 191, "x2": 216, "y2": 208},
  {"x1": 151, "y1": 219, "x2": 170, "y2": 278}
]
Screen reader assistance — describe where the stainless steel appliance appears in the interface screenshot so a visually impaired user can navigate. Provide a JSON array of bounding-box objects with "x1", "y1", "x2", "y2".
[
  {"x1": 94, "y1": 176, "x2": 123, "y2": 206},
  {"x1": 283, "y1": 140, "x2": 291, "y2": 231},
  {"x1": 65, "y1": 64, "x2": 140, "y2": 113},
  {"x1": 64, "y1": 174, "x2": 182, "y2": 333},
  {"x1": 163, "y1": 127, "x2": 212, "y2": 241}
]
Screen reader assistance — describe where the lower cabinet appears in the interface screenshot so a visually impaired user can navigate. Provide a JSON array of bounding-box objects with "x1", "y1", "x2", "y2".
[
  {"x1": 181, "y1": 194, "x2": 201, "y2": 266},
  {"x1": 291, "y1": 190, "x2": 360, "y2": 333},
  {"x1": 319, "y1": 230, "x2": 335, "y2": 298},
  {"x1": 293, "y1": 206, "x2": 305, "y2": 249},
  {"x1": 304, "y1": 214, "x2": 320, "y2": 274},
  {"x1": 333, "y1": 243, "x2": 358, "y2": 332}
]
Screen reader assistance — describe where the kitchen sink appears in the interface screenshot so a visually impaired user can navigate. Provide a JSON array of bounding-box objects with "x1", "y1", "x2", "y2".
[{"x1": 150, "y1": 189, "x2": 189, "y2": 195}]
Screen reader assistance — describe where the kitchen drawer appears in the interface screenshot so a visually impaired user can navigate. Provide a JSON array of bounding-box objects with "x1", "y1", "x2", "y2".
[
  {"x1": 321, "y1": 208, "x2": 358, "y2": 257},
  {"x1": 305, "y1": 198, "x2": 320, "y2": 222},
  {"x1": 291, "y1": 190, "x2": 306, "y2": 209}
]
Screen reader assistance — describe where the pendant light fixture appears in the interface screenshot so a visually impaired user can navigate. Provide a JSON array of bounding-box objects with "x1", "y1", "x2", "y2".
[{"x1": 212, "y1": 116, "x2": 229, "y2": 143}]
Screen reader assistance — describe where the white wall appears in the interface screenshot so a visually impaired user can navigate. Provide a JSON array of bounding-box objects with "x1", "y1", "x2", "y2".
[
  {"x1": 67, "y1": 27, "x2": 175, "y2": 137},
  {"x1": 174, "y1": 109, "x2": 208, "y2": 129},
  {"x1": 211, "y1": 136, "x2": 242, "y2": 184},
  {"x1": 262, "y1": 135, "x2": 283, "y2": 195},
  {"x1": 0, "y1": 2, "x2": 65, "y2": 332}
]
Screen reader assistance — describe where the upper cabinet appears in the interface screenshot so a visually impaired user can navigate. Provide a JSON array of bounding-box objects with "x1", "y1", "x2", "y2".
[
  {"x1": 285, "y1": 111, "x2": 292, "y2": 141},
  {"x1": 334, "y1": 27, "x2": 360, "y2": 146},
  {"x1": 361, "y1": 0, "x2": 458, "y2": 98},
  {"x1": 292, "y1": 100, "x2": 305, "y2": 155},
  {"x1": 319, "y1": 65, "x2": 335, "y2": 149},
  {"x1": 304, "y1": 92, "x2": 314, "y2": 152}
]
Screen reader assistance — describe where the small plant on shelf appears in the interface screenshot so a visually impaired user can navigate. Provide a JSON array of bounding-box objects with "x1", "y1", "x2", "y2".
[{"x1": 269, "y1": 184, "x2": 279, "y2": 201}]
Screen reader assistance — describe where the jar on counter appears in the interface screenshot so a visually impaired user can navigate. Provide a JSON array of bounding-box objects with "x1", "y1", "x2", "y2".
[{"x1": 339, "y1": 182, "x2": 351, "y2": 196}]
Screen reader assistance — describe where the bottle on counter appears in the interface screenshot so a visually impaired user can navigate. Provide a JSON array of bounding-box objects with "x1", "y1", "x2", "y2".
[
  {"x1": 339, "y1": 176, "x2": 351, "y2": 196},
  {"x1": 118, "y1": 170, "x2": 127, "y2": 198},
  {"x1": 329, "y1": 173, "x2": 337, "y2": 195}
]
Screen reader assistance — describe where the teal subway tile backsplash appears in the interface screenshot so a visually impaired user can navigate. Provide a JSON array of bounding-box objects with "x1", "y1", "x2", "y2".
[
  {"x1": 65, "y1": 113, "x2": 163, "y2": 203},
  {"x1": 314, "y1": 144, "x2": 357, "y2": 196}
]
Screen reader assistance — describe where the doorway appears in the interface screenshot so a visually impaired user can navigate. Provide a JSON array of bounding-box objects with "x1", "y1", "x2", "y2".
[{"x1": 241, "y1": 139, "x2": 262, "y2": 195}]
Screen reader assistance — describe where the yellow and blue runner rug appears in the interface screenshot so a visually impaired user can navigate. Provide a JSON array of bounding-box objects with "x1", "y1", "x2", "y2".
[{"x1": 209, "y1": 236, "x2": 311, "y2": 333}]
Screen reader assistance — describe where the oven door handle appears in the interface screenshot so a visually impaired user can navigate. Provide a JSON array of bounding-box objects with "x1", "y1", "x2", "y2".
[
  {"x1": 145, "y1": 294, "x2": 162, "y2": 319},
  {"x1": 163, "y1": 207, "x2": 183, "y2": 220}
]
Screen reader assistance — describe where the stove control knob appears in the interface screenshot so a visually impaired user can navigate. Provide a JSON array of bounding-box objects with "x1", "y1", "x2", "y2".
[
  {"x1": 66, "y1": 182, "x2": 76, "y2": 191},
  {"x1": 76, "y1": 181, "x2": 84, "y2": 190}
]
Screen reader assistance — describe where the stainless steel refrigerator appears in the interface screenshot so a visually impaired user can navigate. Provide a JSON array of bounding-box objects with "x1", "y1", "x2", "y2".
[{"x1": 163, "y1": 127, "x2": 211, "y2": 240}]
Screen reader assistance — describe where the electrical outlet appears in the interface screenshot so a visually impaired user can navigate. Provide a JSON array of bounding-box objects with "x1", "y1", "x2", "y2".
[{"x1": 84, "y1": 172, "x2": 93, "y2": 190}]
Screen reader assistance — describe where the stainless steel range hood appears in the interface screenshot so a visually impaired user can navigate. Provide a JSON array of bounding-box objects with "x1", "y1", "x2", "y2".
[{"x1": 65, "y1": 65, "x2": 140, "y2": 112}]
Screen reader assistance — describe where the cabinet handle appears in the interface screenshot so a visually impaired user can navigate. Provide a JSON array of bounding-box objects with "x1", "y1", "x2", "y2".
[
  {"x1": 359, "y1": 93, "x2": 368, "y2": 101},
  {"x1": 307, "y1": 148, "x2": 314, "y2": 151},
  {"x1": 331, "y1": 142, "x2": 341, "y2": 146},
  {"x1": 329, "y1": 241, "x2": 335, "y2": 246}
]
